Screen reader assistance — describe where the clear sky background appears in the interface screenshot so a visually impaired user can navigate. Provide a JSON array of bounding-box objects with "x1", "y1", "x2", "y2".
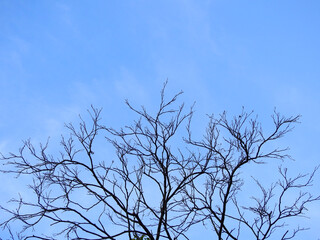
[{"x1": 0, "y1": 1, "x2": 320, "y2": 239}]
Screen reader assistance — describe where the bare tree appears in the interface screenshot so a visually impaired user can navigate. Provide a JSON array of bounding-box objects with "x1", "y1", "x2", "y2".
[
  {"x1": 0, "y1": 83, "x2": 319, "y2": 240},
  {"x1": 183, "y1": 109, "x2": 319, "y2": 239}
]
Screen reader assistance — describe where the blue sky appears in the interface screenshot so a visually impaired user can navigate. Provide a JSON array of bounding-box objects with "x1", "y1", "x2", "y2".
[{"x1": 0, "y1": 1, "x2": 320, "y2": 239}]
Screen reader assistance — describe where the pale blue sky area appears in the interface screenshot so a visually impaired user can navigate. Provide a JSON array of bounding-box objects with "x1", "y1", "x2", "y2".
[{"x1": 0, "y1": 1, "x2": 320, "y2": 239}]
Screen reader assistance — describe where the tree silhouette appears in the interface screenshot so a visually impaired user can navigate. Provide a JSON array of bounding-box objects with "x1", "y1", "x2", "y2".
[{"x1": 1, "y1": 83, "x2": 319, "y2": 240}]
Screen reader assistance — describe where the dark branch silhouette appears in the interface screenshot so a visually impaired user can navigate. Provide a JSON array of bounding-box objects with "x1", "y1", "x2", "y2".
[
  {"x1": 183, "y1": 109, "x2": 319, "y2": 240},
  {"x1": 0, "y1": 83, "x2": 318, "y2": 240}
]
